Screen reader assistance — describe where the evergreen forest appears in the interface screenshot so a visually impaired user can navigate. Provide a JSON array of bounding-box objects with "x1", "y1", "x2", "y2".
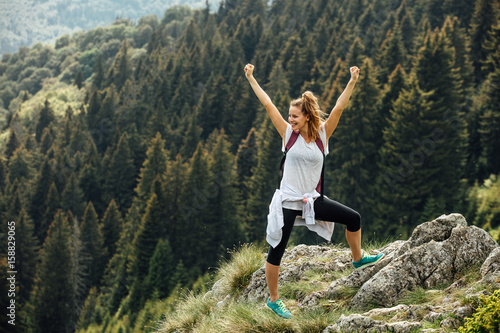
[{"x1": 0, "y1": 0, "x2": 499, "y2": 331}]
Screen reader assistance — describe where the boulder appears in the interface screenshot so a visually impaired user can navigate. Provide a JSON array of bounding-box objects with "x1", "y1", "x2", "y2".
[
  {"x1": 479, "y1": 247, "x2": 500, "y2": 286},
  {"x1": 349, "y1": 215, "x2": 498, "y2": 308}
]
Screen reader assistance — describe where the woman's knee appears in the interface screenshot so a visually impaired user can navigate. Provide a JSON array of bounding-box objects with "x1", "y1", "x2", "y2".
[
  {"x1": 348, "y1": 211, "x2": 361, "y2": 232},
  {"x1": 267, "y1": 246, "x2": 286, "y2": 266}
]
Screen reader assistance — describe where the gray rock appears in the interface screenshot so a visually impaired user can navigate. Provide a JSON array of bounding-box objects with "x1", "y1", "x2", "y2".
[
  {"x1": 211, "y1": 279, "x2": 227, "y2": 300},
  {"x1": 440, "y1": 316, "x2": 462, "y2": 329},
  {"x1": 422, "y1": 311, "x2": 446, "y2": 323},
  {"x1": 396, "y1": 213, "x2": 467, "y2": 256},
  {"x1": 216, "y1": 294, "x2": 233, "y2": 308},
  {"x1": 239, "y1": 266, "x2": 267, "y2": 303},
  {"x1": 350, "y1": 218, "x2": 498, "y2": 308},
  {"x1": 324, "y1": 313, "x2": 421, "y2": 333},
  {"x1": 301, "y1": 241, "x2": 406, "y2": 307},
  {"x1": 453, "y1": 305, "x2": 474, "y2": 319},
  {"x1": 362, "y1": 304, "x2": 410, "y2": 318},
  {"x1": 480, "y1": 247, "x2": 500, "y2": 279}
]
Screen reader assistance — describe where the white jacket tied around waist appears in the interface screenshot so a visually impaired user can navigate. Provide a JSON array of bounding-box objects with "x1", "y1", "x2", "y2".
[{"x1": 266, "y1": 181, "x2": 334, "y2": 248}]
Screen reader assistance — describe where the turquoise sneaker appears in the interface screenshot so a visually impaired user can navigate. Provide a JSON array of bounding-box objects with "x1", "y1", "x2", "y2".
[
  {"x1": 353, "y1": 252, "x2": 384, "y2": 269},
  {"x1": 266, "y1": 298, "x2": 292, "y2": 319}
]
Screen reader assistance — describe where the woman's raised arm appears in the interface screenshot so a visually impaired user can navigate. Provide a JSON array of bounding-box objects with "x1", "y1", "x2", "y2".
[
  {"x1": 245, "y1": 64, "x2": 287, "y2": 140},
  {"x1": 324, "y1": 66, "x2": 360, "y2": 139}
]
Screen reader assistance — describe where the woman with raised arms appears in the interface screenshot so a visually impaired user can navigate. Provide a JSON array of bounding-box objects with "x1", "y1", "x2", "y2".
[{"x1": 244, "y1": 63, "x2": 384, "y2": 319}]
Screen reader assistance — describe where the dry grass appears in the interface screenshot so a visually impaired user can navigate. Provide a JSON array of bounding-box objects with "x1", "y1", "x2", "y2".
[{"x1": 215, "y1": 244, "x2": 267, "y2": 297}]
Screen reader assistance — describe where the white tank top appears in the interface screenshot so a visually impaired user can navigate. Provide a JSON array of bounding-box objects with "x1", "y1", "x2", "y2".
[{"x1": 281, "y1": 123, "x2": 329, "y2": 210}]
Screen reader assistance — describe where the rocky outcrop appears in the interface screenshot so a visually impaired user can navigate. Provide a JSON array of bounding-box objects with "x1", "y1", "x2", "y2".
[
  {"x1": 208, "y1": 214, "x2": 499, "y2": 333},
  {"x1": 240, "y1": 245, "x2": 353, "y2": 303},
  {"x1": 301, "y1": 213, "x2": 498, "y2": 310},
  {"x1": 349, "y1": 217, "x2": 497, "y2": 308}
]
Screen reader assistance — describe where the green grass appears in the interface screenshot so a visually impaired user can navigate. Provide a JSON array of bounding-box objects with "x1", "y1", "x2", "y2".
[
  {"x1": 400, "y1": 287, "x2": 430, "y2": 306},
  {"x1": 157, "y1": 291, "x2": 218, "y2": 333},
  {"x1": 158, "y1": 298, "x2": 344, "y2": 333},
  {"x1": 215, "y1": 244, "x2": 266, "y2": 297}
]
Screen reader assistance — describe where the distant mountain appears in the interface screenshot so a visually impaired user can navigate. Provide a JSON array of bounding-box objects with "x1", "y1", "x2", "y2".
[{"x1": 0, "y1": 0, "x2": 220, "y2": 55}]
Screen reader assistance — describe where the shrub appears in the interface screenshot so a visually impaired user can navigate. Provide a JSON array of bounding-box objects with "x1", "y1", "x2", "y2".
[{"x1": 459, "y1": 289, "x2": 500, "y2": 332}]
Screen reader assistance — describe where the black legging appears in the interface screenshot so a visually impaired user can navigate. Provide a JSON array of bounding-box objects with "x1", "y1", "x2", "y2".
[{"x1": 267, "y1": 196, "x2": 361, "y2": 266}]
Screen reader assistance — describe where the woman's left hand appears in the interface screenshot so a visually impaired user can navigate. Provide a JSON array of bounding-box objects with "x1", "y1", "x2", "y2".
[{"x1": 350, "y1": 66, "x2": 360, "y2": 81}]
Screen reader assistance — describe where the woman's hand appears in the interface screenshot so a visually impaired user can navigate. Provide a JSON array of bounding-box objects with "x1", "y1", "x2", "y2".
[
  {"x1": 350, "y1": 66, "x2": 360, "y2": 82},
  {"x1": 244, "y1": 63, "x2": 254, "y2": 79}
]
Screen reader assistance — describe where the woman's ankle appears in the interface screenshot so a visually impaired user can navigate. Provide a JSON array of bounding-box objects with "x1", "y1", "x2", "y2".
[{"x1": 269, "y1": 295, "x2": 279, "y2": 303}]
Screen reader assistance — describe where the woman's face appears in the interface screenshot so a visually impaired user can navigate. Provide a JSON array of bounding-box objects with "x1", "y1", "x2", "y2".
[{"x1": 288, "y1": 105, "x2": 309, "y2": 131}]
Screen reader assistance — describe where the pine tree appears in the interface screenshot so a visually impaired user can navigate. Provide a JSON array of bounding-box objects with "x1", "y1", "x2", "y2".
[
  {"x1": 244, "y1": 116, "x2": 282, "y2": 242},
  {"x1": 135, "y1": 133, "x2": 168, "y2": 203},
  {"x1": 80, "y1": 202, "x2": 106, "y2": 289},
  {"x1": 61, "y1": 173, "x2": 86, "y2": 219},
  {"x1": 146, "y1": 102, "x2": 168, "y2": 141},
  {"x1": 109, "y1": 40, "x2": 131, "y2": 92},
  {"x1": 8, "y1": 146, "x2": 33, "y2": 183},
  {"x1": 180, "y1": 106, "x2": 203, "y2": 158},
  {"x1": 15, "y1": 208, "x2": 38, "y2": 315},
  {"x1": 235, "y1": 128, "x2": 258, "y2": 203},
  {"x1": 479, "y1": 16, "x2": 500, "y2": 176},
  {"x1": 85, "y1": 90, "x2": 102, "y2": 132},
  {"x1": 170, "y1": 260, "x2": 189, "y2": 288},
  {"x1": 30, "y1": 210, "x2": 75, "y2": 332},
  {"x1": 0, "y1": 159, "x2": 6, "y2": 194},
  {"x1": 146, "y1": 238, "x2": 175, "y2": 298},
  {"x1": 414, "y1": 28, "x2": 466, "y2": 205},
  {"x1": 30, "y1": 158, "x2": 54, "y2": 234},
  {"x1": 92, "y1": 53, "x2": 104, "y2": 90},
  {"x1": 40, "y1": 182, "x2": 60, "y2": 243},
  {"x1": 441, "y1": 16, "x2": 474, "y2": 98},
  {"x1": 4, "y1": 127, "x2": 19, "y2": 159},
  {"x1": 328, "y1": 58, "x2": 381, "y2": 226},
  {"x1": 163, "y1": 155, "x2": 186, "y2": 255},
  {"x1": 205, "y1": 130, "x2": 241, "y2": 263},
  {"x1": 419, "y1": 196, "x2": 446, "y2": 224},
  {"x1": 469, "y1": 0, "x2": 499, "y2": 82},
  {"x1": 177, "y1": 143, "x2": 212, "y2": 271},
  {"x1": 227, "y1": 75, "x2": 259, "y2": 150},
  {"x1": 197, "y1": 74, "x2": 229, "y2": 139},
  {"x1": 131, "y1": 193, "x2": 163, "y2": 278},
  {"x1": 167, "y1": 74, "x2": 195, "y2": 118},
  {"x1": 69, "y1": 212, "x2": 87, "y2": 321},
  {"x1": 96, "y1": 87, "x2": 116, "y2": 153},
  {"x1": 100, "y1": 199, "x2": 124, "y2": 264},
  {"x1": 39, "y1": 127, "x2": 53, "y2": 154},
  {"x1": 75, "y1": 68, "x2": 84, "y2": 89},
  {"x1": 377, "y1": 75, "x2": 444, "y2": 236},
  {"x1": 104, "y1": 133, "x2": 137, "y2": 211},
  {"x1": 377, "y1": 25, "x2": 406, "y2": 83},
  {"x1": 35, "y1": 99, "x2": 55, "y2": 143},
  {"x1": 79, "y1": 163, "x2": 105, "y2": 216}
]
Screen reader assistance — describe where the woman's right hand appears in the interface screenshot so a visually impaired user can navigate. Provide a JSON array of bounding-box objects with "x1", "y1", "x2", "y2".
[{"x1": 244, "y1": 63, "x2": 254, "y2": 79}]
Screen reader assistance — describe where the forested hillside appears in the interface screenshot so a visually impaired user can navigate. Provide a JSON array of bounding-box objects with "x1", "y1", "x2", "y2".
[
  {"x1": 0, "y1": 0, "x2": 499, "y2": 331},
  {"x1": 0, "y1": 0, "x2": 220, "y2": 55}
]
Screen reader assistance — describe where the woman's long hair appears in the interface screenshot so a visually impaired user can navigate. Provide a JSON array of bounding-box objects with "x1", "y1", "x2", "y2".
[{"x1": 290, "y1": 91, "x2": 327, "y2": 141}]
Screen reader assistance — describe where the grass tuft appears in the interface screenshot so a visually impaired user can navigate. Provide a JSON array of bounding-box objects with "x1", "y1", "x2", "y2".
[
  {"x1": 157, "y1": 291, "x2": 217, "y2": 333},
  {"x1": 215, "y1": 244, "x2": 266, "y2": 297}
]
